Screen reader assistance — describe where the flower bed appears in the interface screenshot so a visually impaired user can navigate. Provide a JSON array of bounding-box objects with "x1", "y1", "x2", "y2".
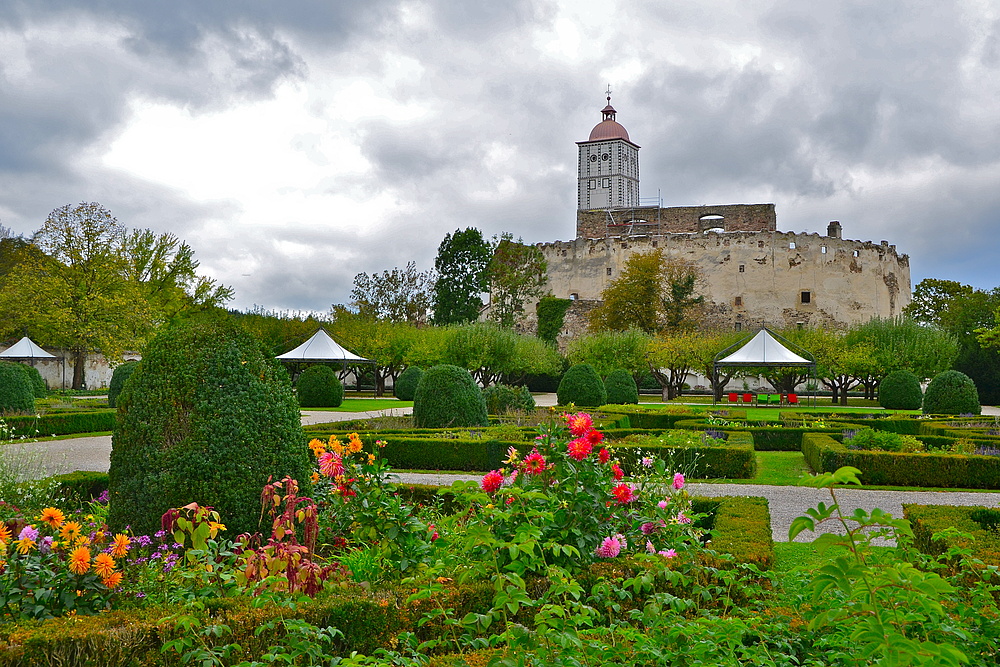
[{"x1": 802, "y1": 432, "x2": 1000, "y2": 488}]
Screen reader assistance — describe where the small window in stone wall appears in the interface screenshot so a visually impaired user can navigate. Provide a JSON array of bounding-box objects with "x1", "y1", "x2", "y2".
[
  {"x1": 853, "y1": 249, "x2": 860, "y2": 257},
  {"x1": 734, "y1": 296, "x2": 743, "y2": 307},
  {"x1": 801, "y1": 290, "x2": 811, "y2": 304},
  {"x1": 821, "y1": 246, "x2": 827, "y2": 254},
  {"x1": 735, "y1": 322, "x2": 742, "y2": 331},
  {"x1": 589, "y1": 180, "x2": 597, "y2": 189},
  {"x1": 739, "y1": 264, "x2": 745, "y2": 273},
  {"x1": 607, "y1": 267, "x2": 612, "y2": 276},
  {"x1": 570, "y1": 293, "x2": 578, "y2": 300},
  {"x1": 789, "y1": 241, "x2": 796, "y2": 249},
  {"x1": 652, "y1": 241, "x2": 658, "y2": 248}
]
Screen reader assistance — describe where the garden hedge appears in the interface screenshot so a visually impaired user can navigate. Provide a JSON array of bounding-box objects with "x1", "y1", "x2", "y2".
[
  {"x1": 878, "y1": 370, "x2": 923, "y2": 410},
  {"x1": 393, "y1": 366, "x2": 423, "y2": 401},
  {"x1": 412, "y1": 365, "x2": 488, "y2": 429},
  {"x1": 597, "y1": 406, "x2": 747, "y2": 430},
  {"x1": 108, "y1": 319, "x2": 312, "y2": 537},
  {"x1": 0, "y1": 410, "x2": 116, "y2": 438},
  {"x1": 296, "y1": 365, "x2": 345, "y2": 408},
  {"x1": 12, "y1": 363, "x2": 46, "y2": 399},
  {"x1": 107, "y1": 361, "x2": 138, "y2": 408},
  {"x1": 903, "y1": 504, "x2": 1000, "y2": 568},
  {"x1": 610, "y1": 431, "x2": 757, "y2": 480},
  {"x1": 603, "y1": 369, "x2": 639, "y2": 405},
  {"x1": 923, "y1": 369, "x2": 981, "y2": 415},
  {"x1": 556, "y1": 363, "x2": 606, "y2": 407},
  {"x1": 802, "y1": 432, "x2": 1000, "y2": 489},
  {"x1": 0, "y1": 362, "x2": 34, "y2": 415}
]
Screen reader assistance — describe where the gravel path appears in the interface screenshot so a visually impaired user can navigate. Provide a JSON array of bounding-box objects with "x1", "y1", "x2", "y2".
[{"x1": 7, "y1": 397, "x2": 999, "y2": 544}]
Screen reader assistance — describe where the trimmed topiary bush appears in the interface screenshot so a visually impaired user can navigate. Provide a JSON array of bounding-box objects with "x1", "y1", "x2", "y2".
[
  {"x1": 107, "y1": 360, "x2": 138, "y2": 408},
  {"x1": 108, "y1": 319, "x2": 312, "y2": 537},
  {"x1": 413, "y1": 364, "x2": 488, "y2": 429},
  {"x1": 482, "y1": 384, "x2": 536, "y2": 414},
  {"x1": 923, "y1": 369, "x2": 981, "y2": 415},
  {"x1": 12, "y1": 362, "x2": 46, "y2": 398},
  {"x1": 394, "y1": 366, "x2": 423, "y2": 401},
  {"x1": 296, "y1": 365, "x2": 344, "y2": 408},
  {"x1": 556, "y1": 363, "x2": 607, "y2": 407},
  {"x1": 604, "y1": 369, "x2": 639, "y2": 405},
  {"x1": 878, "y1": 370, "x2": 923, "y2": 410},
  {"x1": 0, "y1": 361, "x2": 35, "y2": 414}
]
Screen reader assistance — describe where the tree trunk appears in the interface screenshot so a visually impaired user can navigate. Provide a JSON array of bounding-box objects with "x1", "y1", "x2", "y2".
[{"x1": 72, "y1": 347, "x2": 87, "y2": 390}]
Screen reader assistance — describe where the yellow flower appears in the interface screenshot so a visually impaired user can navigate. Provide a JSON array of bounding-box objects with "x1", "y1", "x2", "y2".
[
  {"x1": 308, "y1": 438, "x2": 326, "y2": 457},
  {"x1": 310, "y1": 471, "x2": 320, "y2": 483},
  {"x1": 60, "y1": 521, "x2": 82, "y2": 542},
  {"x1": 347, "y1": 433, "x2": 364, "y2": 454},
  {"x1": 367, "y1": 453, "x2": 375, "y2": 465},
  {"x1": 504, "y1": 446, "x2": 520, "y2": 464},
  {"x1": 110, "y1": 534, "x2": 130, "y2": 558},
  {"x1": 93, "y1": 552, "x2": 116, "y2": 579},
  {"x1": 39, "y1": 507, "x2": 65, "y2": 529},
  {"x1": 208, "y1": 521, "x2": 226, "y2": 538},
  {"x1": 15, "y1": 538, "x2": 35, "y2": 555},
  {"x1": 69, "y1": 546, "x2": 91, "y2": 575},
  {"x1": 328, "y1": 435, "x2": 344, "y2": 455}
]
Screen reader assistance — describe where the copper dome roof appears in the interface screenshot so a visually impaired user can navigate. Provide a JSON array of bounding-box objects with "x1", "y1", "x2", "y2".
[{"x1": 585, "y1": 101, "x2": 632, "y2": 142}]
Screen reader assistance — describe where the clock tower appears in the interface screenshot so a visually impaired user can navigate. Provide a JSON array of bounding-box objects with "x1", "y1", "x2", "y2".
[{"x1": 577, "y1": 90, "x2": 640, "y2": 211}]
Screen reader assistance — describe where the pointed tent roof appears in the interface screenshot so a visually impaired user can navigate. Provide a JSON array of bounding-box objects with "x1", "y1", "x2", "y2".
[
  {"x1": 0, "y1": 336, "x2": 56, "y2": 359},
  {"x1": 715, "y1": 328, "x2": 813, "y2": 366},
  {"x1": 275, "y1": 329, "x2": 371, "y2": 364}
]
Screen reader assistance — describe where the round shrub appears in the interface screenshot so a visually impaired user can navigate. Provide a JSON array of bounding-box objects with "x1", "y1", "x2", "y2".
[
  {"x1": 604, "y1": 369, "x2": 639, "y2": 405},
  {"x1": 413, "y1": 365, "x2": 488, "y2": 429},
  {"x1": 394, "y1": 366, "x2": 423, "y2": 401},
  {"x1": 557, "y1": 363, "x2": 607, "y2": 407},
  {"x1": 483, "y1": 383, "x2": 536, "y2": 414},
  {"x1": 0, "y1": 361, "x2": 35, "y2": 414},
  {"x1": 296, "y1": 365, "x2": 344, "y2": 408},
  {"x1": 107, "y1": 360, "x2": 139, "y2": 408},
  {"x1": 12, "y1": 363, "x2": 46, "y2": 398},
  {"x1": 877, "y1": 370, "x2": 922, "y2": 410},
  {"x1": 922, "y1": 370, "x2": 981, "y2": 415},
  {"x1": 108, "y1": 319, "x2": 312, "y2": 537}
]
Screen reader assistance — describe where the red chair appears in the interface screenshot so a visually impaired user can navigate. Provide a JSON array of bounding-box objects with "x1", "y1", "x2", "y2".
[
  {"x1": 787, "y1": 393, "x2": 799, "y2": 405},
  {"x1": 727, "y1": 392, "x2": 739, "y2": 404},
  {"x1": 742, "y1": 393, "x2": 753, "y2": 404}
]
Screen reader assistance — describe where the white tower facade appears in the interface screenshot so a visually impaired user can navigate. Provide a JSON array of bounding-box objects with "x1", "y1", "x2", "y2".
[{"x1": 577, "y1": 95, "x2": 640, "y2": 211}]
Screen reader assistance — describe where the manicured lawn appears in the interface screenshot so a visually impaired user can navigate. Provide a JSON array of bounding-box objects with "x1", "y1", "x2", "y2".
[{"x1": 302, "y1": 398, "x2": 412, "y2": 412}]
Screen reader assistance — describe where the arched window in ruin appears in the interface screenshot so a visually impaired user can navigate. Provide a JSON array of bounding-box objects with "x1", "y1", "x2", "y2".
[{"x1": 699, "y1": 214, "x2": 725, "y2": 233}]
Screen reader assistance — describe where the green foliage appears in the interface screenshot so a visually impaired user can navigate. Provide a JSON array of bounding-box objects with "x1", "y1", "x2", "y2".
[
  {"x1": 566, "y1": 329, "x2": 650, "y2": 377},
  {"x1": 603, "y1": 369, "x2": 639, "y2": 404},
  {"x1": 482, "y1": 383, "x2": 535, "y2": 414},
  {"x1": 296, "y1": 365, "x2": 344, "y2": 408},
  {"x1": 0, "y1": 360, "x2": 35, "y2": 414},
  {"x1": 431, "y1": 227, "x2": 493, "y2": 325},
  {"x1": 535, "y1": 296, "x2": 572, "y2": 343},
  {"x1": 486, "y1": 233, "x2": 548, "y2": 328},
  {"x1": 2, "y1": 410, "x2": 115, "y2": 437},
  {"x1": 616, "y1": 430, "x2": 757, "y2": 479},
  {"x1": 923, "y1": 369, "x2": 981, "y2": 415},
  {"x1": 107, "y1": 360, "x2": 138, "y2": 408},
  {"x1": 11, "y1": 363, "x2": 46, "y2": 398},
  {"x1": 412, "y1": 364, "x2": 488, "y2": 429},
  {"x1": 844, "y1": 426, "x2": 908, "y2": 452},
  {"x1": 349, "y1": 261, "x2": 434, "y2": 324},
  {"x1": 556, "y1": 363, "x2": 607, "y2": 407},
  {"x1": 878, "y1": 369, "x2": 923, "y2": 409},
  {"x1": 394, "y1": 365, "x2": 423, "y2": 401},
  {"x1": 108, "y1": 318, "x2": 312, "y2": 537},
  {"x1": 803, "y1": 432, "x2": 1000, "y2": 488}
]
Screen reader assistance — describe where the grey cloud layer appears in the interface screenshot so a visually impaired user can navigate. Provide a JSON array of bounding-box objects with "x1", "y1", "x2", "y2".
[{"x1": 1, "y1": 0, "x2": 998, "y2": 312}]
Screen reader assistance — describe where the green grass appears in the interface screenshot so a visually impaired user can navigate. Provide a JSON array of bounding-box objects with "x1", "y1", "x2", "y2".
[{"x1": 299, "y1": 398, "x2": 413, "y2": 412}]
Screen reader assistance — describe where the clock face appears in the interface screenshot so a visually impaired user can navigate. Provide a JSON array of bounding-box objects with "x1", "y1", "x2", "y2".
[
  {"x1": 590, "y1": 155, "x2": 598, "y2": 162},
  {"x1": 602, "y1": 153, "x2": 609, "y2": 161}
]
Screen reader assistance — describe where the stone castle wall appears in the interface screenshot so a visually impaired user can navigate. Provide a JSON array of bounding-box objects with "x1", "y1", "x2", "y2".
[
  {"x1": 577, "y1": 203, "x2": 777, "y2": 239},
  {"x1": 535, "y1": 229, "x2": 910, "y2": 334}
]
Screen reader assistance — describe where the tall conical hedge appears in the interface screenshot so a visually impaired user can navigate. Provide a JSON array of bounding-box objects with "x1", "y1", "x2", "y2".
[
  {"x1": 557, "y1": 363, "x2": 607, "y2": 407},
  {"x1": 0, "y1": 361, "x2": 35, "y2": 414},
  {"x1": 108, "y1": 319, "x2": 311, "y2": 537}
]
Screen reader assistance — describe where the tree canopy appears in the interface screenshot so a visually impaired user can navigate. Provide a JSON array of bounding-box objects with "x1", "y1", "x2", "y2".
[
  {"x1": 432, "y1": 228, "x2": 493, "y2": 326},
  {"x1": 588, "y1": 249, "x2": 704, "y2": 334},
  {"x1": 486, "y1": 234, "x2": 548, "y2": 328},
  {"x1": 348, "y1": 261, "x2": 434, "y2": 325}
]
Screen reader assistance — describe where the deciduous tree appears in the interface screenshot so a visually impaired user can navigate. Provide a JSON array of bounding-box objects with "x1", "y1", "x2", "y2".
[
  {"x1": 486, "y1": 233, "x2": 548, "y2": 328},
  {"x1": 349, "y1": 262, "x2": 435, "y2": 324},
  {"x1": 431, "y1": 228, "x2": 493, "y2": 325}
]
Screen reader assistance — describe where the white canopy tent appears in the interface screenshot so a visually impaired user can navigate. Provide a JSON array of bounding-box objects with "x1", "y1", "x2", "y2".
[
  {"x1": 712, "y1": 328, "x2": 816, "y2": 405},
  {"x1": 0, "y1": 336, "x2": 56, "y2": 360},
  {"x1": 276, "y1": 329, "x2": 374, "y2": 383}
]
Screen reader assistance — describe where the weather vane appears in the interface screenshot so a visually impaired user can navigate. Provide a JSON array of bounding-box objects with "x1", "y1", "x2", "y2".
[{"x1": 605, "y1": 84, "x2": 612, "y2": 102}]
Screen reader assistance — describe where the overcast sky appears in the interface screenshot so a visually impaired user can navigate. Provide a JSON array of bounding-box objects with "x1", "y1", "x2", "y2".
[{"x1": 1, "y1": 1, "x2": 998, "y2": 313}]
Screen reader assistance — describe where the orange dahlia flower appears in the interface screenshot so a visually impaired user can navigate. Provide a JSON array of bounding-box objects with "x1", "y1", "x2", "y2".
[
  {"x1": 93, "y1": 552, "x2": 116, "y2": 579},
  {"x1": 39, "y1": 507, "x2": 65, "y2": 528},
  {"x1": 69, "y1": 546, "x2": 91, "y2": 575}
]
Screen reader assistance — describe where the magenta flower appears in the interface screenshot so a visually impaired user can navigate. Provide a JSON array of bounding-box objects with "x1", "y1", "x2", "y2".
[
  {"x1": 676, "y1": 512, "x2": 692, "y2": 525},
  {"x1": 641, "y1": 457, "x2": 654, "y2": 468},
  {"x1": 595, "y1": 534, "x2": 625, "y2": 558},
  {"x1": 673, "y1": 473, "x2": 685, "y2": 490},
  {"x1": 657, "y1": 499, "x2": 669, "y2": 509},
  {"x1": 481, "y1": 470, "x2": 504, "y2": 493},
  {"x1": 18, "y1": 525, "x2": 39, "y2": 542},
  {"x1": 659, "y1": 548, "x2": 678, "y2": 559},
  {"x1": 567, "y1": 438, "x2": 593, "y2": 461}
]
